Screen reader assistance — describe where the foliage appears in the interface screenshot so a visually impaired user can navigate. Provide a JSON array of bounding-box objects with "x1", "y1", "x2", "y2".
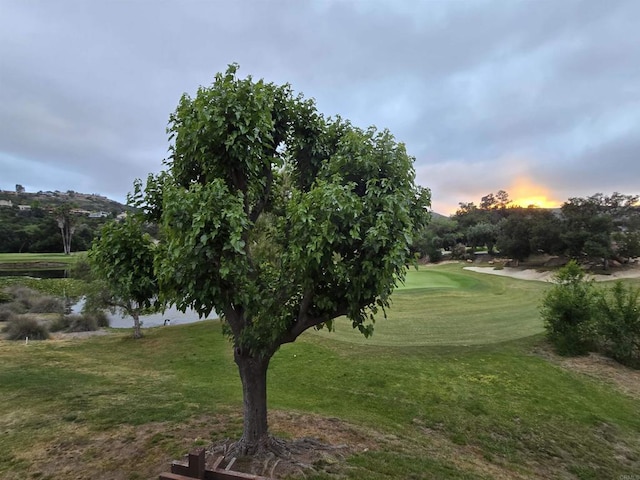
[
  {"x1": 28, "y1": 295, "x2": 64, "y2": 314},
  {"x1": 127, "y1": 64, "x2": 430, "y2": 452},
  {"x1": 595, "y1": 281, "x2": 640, "y2": 368},
  {"x1": 466, "y1": 221, "x2": 498, "y2": 253},
  {"x1": 49, "y1": 312, "x2": 107, "y2": 333},
  {"x1": 88, "y1": 216, "x2": 158, "y2": 339},
  {"x1": 2, "y1": 314, "x2": 50, "y2": 340},
  {"x1": 540, "y1": 261, "x2": 596, "y2": 355}
]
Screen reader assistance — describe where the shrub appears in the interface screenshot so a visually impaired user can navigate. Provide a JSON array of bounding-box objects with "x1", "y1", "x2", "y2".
[
  {"x1": 3, "y1": 315, "x2": 50, "y2": 340},
  {"x1": 541, "y1": 261, "x2": 596, "y2": 355},
  {"x1": 90, "y1": 310, "x2": 110, "y2": 328},
  {"x1": 0, "y1": 289, "x2": 12, "y2": 304},
  {"x1": 65, "y1": 314, "x2": 98, "y2": 332},
  {"x1": 0, "y1": 305, "x2": 16, "y2": 323},
  {"x1": 595, "y1": 281, "x2": 640, "y2": 368},
  {"x1": 4, "y1": 286, "x2": 39, "y2": 311},
  {"x1": 30, "y1": 296, "x2": 65, "y2": 314}
]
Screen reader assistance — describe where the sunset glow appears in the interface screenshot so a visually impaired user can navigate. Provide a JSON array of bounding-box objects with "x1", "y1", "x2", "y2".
[{"x1": 508, "y1": 178, "x2": 561, "y2": 209}]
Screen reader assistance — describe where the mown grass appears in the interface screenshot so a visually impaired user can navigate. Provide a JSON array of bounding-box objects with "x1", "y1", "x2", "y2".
[
  {"x1": 315, "y1": 264, "x2": 549, "y2": 346},
  {"x1": 1, "y1": 263, "x2": 639, "y2": 479},
  {"x1": 0, "y1": 252, "x2": 82, "y2": 265}
]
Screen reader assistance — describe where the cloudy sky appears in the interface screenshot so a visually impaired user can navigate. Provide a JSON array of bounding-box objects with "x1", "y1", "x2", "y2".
[{"x1": 1, "y1": 0, "x2": 638, "y2": 214}]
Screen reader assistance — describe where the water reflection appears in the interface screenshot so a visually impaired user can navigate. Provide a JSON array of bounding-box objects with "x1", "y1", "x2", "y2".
[
  {"x1": 0, "y1": 268, "x2": 68, "y2": 278},
  {"x1": 71, "y1": 297, "x2": 216, "y2": 328}
]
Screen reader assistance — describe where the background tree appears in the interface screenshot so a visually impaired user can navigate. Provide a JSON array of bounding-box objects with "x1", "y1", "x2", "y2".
[
  {"x1": 466, "y1": 221, "x2": 498, "y2": 254},
  {"x1": 129, "y1": 65, "x2": 430, "y2": 454},
  {"x1": 55, "y1": 205, "x2": 75, "y2": 255},
  {"x1": 88, "y1": 216, "x2": 158, "y2": 339},
  {"x1": 496, "y1": 210, "x2": 532, "y2": 263}
]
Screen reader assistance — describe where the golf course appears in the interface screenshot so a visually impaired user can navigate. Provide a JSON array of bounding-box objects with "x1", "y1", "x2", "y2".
[{"x1": 1, "y1": 263, "x2": 639, "y2": 479}]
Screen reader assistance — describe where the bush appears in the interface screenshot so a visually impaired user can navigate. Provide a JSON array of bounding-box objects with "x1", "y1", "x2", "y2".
[
  {"x1": 0, "y1": 305, "x2": 16, "y2": 322},
  {"x1": 4, "y1": 286, "x2": 39, "y2": 311},
  {"x1": 90, "y1": 310, "x2": 110, "y2": 328},
  {"x1": 30, "y1": 296, "x2": 65, "y2": 314},
  {"x1": 0, "y1": 289, "x2": 12, "y2": 304},
  {"x1": 541, "y1": 261, "x2": 596, "y2": 355},
  {"x1": 3, "y1": 315, "x2": 50, "y2": 340},
  {"x1": 65, "y1": 314, "x2": 98, "y2": 332},
  {"x1": 595, "y1": 281, "x2": 640, "y2": 368},
  {"x1": 54, "y1": 312, "x2": 108, "y2": 333}
]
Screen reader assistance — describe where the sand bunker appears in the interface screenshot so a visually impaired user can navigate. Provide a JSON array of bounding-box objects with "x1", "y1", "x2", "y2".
[{"x1": 464, "y1": 266, "x2": 640, "y2": 283}]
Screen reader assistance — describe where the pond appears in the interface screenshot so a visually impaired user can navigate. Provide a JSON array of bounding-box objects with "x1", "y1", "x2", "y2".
[
  {"x1": 70, "y1": 297, "x2": 215, "y2": 329},
  {"x1": 0, "y1": 268, "x2": 68, "y2": 278}
]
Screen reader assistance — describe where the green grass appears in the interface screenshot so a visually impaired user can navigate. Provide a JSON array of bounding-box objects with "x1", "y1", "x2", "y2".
[
  {"x1": 0, "y1": 252, "x2": 82, "y2": 265},
  {"x1": 314, "y1": 264, "x2": 550, "y2": 346},
  {"x1": 1, "y1": 263, "x2": 639, "y2": 479}
]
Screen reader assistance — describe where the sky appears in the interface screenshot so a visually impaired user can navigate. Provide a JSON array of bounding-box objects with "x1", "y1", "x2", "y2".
[{"x1": 1, "y1": 0, "x2": 639, "y2": 214}]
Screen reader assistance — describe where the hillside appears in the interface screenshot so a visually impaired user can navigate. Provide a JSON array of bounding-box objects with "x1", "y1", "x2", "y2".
[
  {"x1": 0, "y1": 189, "x2": 129, "y2": 215},
  {"x1": 0, "y1": 189, "x2": 130, "y2": 254}
]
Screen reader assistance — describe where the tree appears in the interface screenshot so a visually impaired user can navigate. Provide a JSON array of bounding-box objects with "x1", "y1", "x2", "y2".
[
  {"x1": 15, "y1": 184, "x2": 25, "y2": 194},
  {"x1": 466, "y1": 221, "x2": 498, "y2": 254},
  {"x1": 55, "y1": 205, "x2": 75, "y2": 255},
  {"x1": 88, "y1": 216, "x2": 158, "y2": 339},
  {"x1": 496, "y1": 210, "x2": 532, "y2": 262},
  {"x1": 128, "y1": 65, "x2": 430, "y2": 454}
]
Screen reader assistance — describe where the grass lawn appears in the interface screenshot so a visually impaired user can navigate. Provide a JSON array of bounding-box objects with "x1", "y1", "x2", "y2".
[
  {"x1": 1, "y1": 263, "x2": 639, "y2": 479},
  {"x1": 0, "y1": 252, "x2": 82, "y2": 266}
]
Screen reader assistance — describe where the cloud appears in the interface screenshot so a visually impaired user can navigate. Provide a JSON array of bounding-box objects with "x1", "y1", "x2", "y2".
[{"x1": 0, "y1": 0, "x2": 638, "y2": 214}]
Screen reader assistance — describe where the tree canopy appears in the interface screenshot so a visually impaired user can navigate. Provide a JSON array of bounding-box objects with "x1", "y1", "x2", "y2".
[{"x1": 126, "y1": 64, "x2": 430, "y2": 453}]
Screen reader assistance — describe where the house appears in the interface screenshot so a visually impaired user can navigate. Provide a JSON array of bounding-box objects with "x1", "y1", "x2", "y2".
[
  {"x1": 18, "y1": 205, "x2": 31, "y2": 211},
  {"x1": 0, "y1": 200, "x2": 12, "y2": 207},
  {"x1": 88, "y1": 211, "x2": 110, "y2": 218}
]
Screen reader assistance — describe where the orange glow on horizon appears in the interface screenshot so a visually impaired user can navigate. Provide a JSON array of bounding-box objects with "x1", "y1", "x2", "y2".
[{"x1": 508, "y1": 178, "x2": 560, "y2": 209}]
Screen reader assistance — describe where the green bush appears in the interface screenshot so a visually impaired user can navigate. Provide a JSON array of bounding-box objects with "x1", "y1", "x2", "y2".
[
  {"x1": 595, "y1": 281, "x2": 640, "y2": 368},
  {"x1": 541, "y1": 261, "x2": 596, "y2": 355},
  {"x1": 3, "y1": 315, "x2": 50, "y2": 340}
]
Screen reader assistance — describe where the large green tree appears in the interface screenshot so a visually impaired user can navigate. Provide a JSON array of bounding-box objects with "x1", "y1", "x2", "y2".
[{"x1": 129, "y1": 65, "x2": 430, "y2": 454}]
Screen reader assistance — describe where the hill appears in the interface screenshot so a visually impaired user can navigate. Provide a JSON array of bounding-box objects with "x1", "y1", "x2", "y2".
[
  {"x1": 0, "y1": 189, "x2": 128, "y2": 215},
  {"x1": 0, "y1": 189, "x2": 129, "y2": 254}
]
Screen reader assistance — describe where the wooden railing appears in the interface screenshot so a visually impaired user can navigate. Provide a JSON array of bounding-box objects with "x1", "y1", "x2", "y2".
[{"x1": 159, "y1": 448, "x2": 272, "y2": 480}]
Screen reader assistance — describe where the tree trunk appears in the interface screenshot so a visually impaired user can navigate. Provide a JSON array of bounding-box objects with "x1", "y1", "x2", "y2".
[
  {"x1": 132, "y1": 312, "x2": 143, "y2": 339},
  {"x1": 234, "y1": 349, "x2": 272, "y2": 455}
]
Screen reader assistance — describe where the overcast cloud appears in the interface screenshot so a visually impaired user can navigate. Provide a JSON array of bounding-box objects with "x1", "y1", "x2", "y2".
[{"x1": 1, "y1": 0, "x2": 638, "y2": 213}]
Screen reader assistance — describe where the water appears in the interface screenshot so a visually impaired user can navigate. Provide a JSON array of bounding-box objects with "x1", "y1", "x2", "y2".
[
  {"x1": 71, "y1": 297, "x2": 217, "y2": 329},
  {"x1": 0, "y1": 268, "x2": 68, "y2": 278}
]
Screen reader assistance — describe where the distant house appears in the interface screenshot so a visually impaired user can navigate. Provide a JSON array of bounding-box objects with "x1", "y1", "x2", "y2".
[
  {"x1": 18, "y1": 205, "x2": 31, "y2": 211},
  {"x1": 71, "y1": 208, "x2": 92, "y2": 216},
  {"x1": 116, "y1": 212, "x2": 128, "y2": 220},
  {"x1": 88, "y1": 211, "x2": 110, "y2": 218},
  {"x1": 0, "y1": 200, "x2": 12, "y2": 207}
]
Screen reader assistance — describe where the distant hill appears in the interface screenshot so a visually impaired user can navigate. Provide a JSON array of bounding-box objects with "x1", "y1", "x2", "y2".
[{"x1": 0, "y1": 189, "x2": 129, "y2": 215}]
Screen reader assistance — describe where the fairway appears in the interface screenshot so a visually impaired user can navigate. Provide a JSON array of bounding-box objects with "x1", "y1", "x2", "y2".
[
  {"x1": 313, "y1": 263, "x2": 550, "y2": 347},
  {"x1": 0, "y1": 252, "x2": 80, "y2": 265}
]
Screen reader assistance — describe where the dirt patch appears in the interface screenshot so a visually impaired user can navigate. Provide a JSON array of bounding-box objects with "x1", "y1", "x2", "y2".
[
  {"x1": 534, "y1": 343, "x2": 640, "y2": 399},
  {"x1": 49, "y1": 329, "x2": 112, "y2": 340}
]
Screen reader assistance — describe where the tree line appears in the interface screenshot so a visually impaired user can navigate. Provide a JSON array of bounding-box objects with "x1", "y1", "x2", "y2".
[{"x1": 414, "y1": 190, "x2": 640, "y2": 267}]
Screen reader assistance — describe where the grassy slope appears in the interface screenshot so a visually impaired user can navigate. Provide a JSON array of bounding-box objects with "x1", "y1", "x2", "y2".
[{"x1": 1, "y1": 264, "x2": 639, "y2": 479}]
